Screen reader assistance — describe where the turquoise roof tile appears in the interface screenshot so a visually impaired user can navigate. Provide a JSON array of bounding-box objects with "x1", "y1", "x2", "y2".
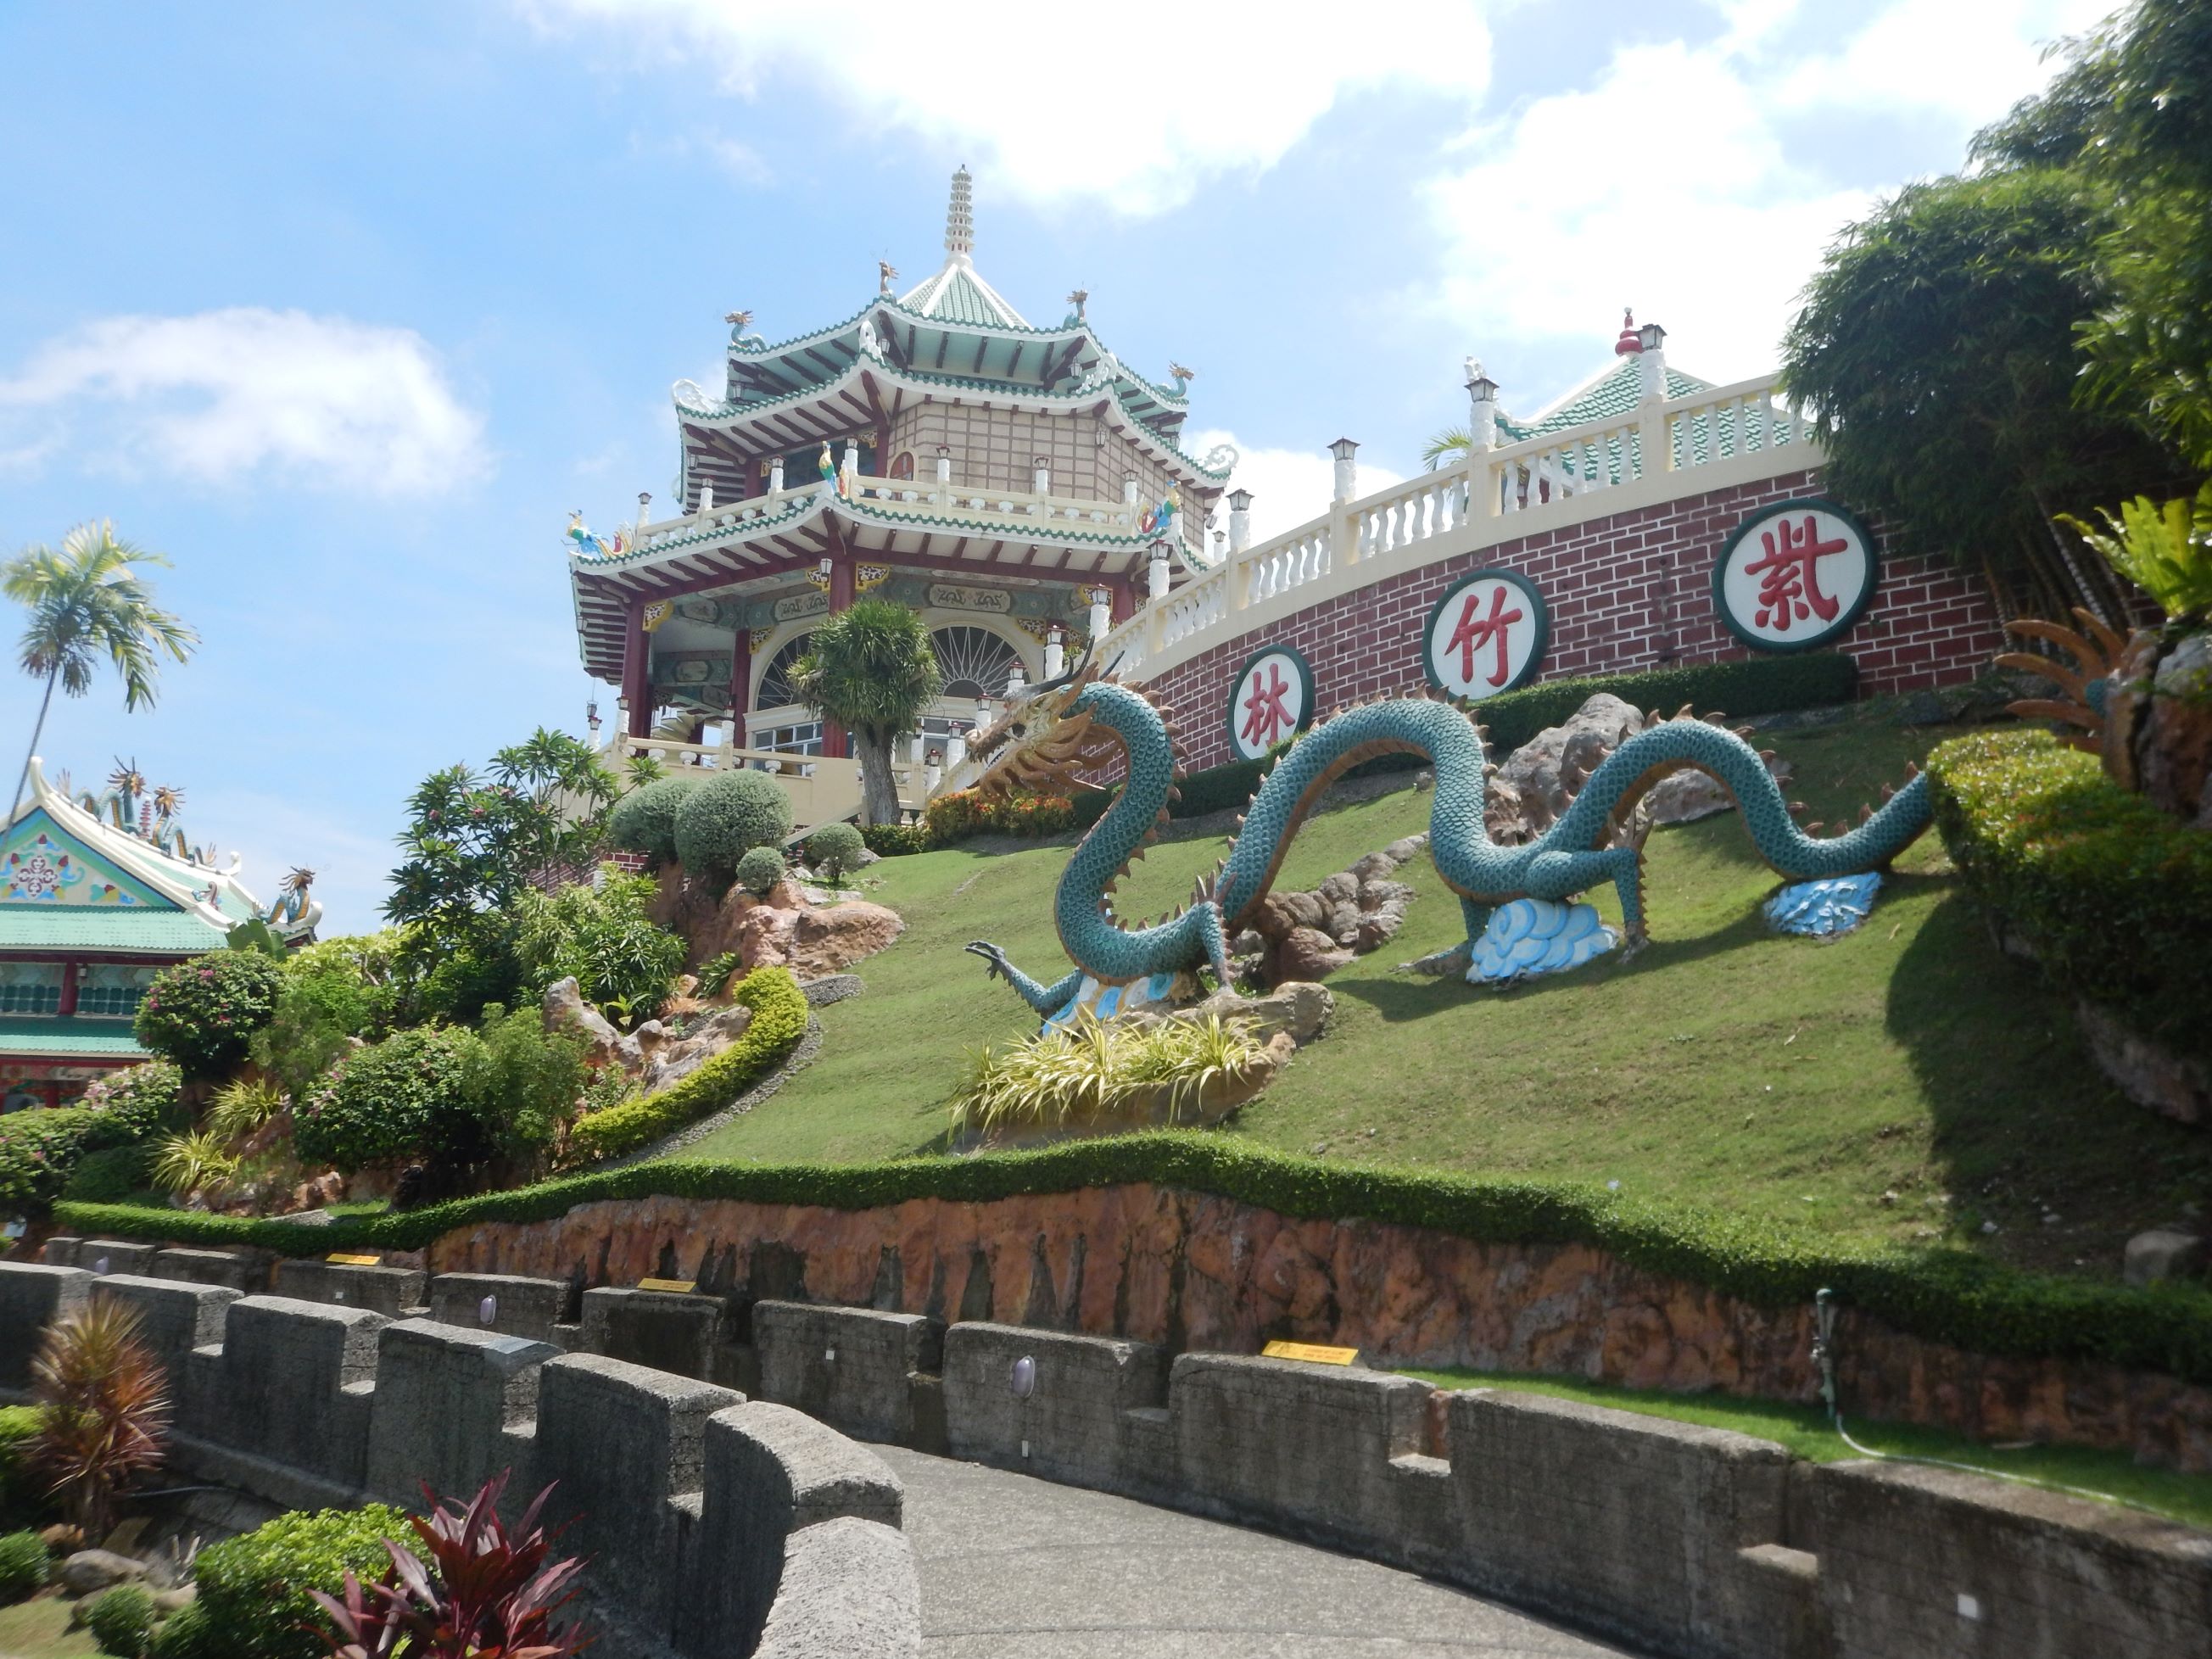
[
  {"x1": 0, "y1": 1015, "x2": 149, "y2": 1058},
  {"x1": 0, "y1": 908, "x2": 228, "y2": 953}
]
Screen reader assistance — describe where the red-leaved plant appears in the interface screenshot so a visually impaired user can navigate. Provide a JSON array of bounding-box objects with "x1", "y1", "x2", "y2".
[
  {"x1": 33, "y1": 1298, "x2": 170, "y2": 1538},
  {"x1": 310, "y1": 1471, "x2": 593, "y2": 1659}
]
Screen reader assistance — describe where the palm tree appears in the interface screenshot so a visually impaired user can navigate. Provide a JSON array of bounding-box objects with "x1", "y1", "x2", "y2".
[
  {"x1": 790, "y1": 597, "x2": 944, "y2": 824},
  {"x1": 4, "y1": 522, "x2": 197, "y2": 820},
  {"x1": 1422, "y1": 426, "x2": 1473, "y2": 471}
]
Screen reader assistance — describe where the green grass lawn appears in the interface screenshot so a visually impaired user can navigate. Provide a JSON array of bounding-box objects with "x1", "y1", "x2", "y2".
[
  {"x1": 1394, "y1": 1366, "x2": 2212, "y2": 1527},
  {"x1": 0, "y1": 1594, "x2": 99, "y2": 1659},
  {"x1": 679, "y1": 707, "x2": 2212, "y2": 1280}
]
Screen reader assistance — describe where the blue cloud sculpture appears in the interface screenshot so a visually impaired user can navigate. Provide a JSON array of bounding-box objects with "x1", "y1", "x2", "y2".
[
  {"x1": 1764, "y1": 872, "x2": 1883, "y2": 937},
  {"x1": 1467, "y1": 897, "x2": 1617, "y2": 985}
]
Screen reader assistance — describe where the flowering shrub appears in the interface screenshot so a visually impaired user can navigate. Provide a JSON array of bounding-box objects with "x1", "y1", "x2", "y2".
[
  {"x1": 293, "y1": 1025, "x2": 490, "y2": 1175},
  {"x1": 77, "y1": 1063, "x2": 185, "y2": 1142},
  {"x1": 922, "y1": 788, "x2": 1076, "y2": 845},
  {"x1": 860, "y1": 820, "x2": 931, "y2": 857},
  {"x1": 132, "y1": 952, "x2": 284, "y2": 1080},
  {"x1": 0, "y1": 1109, "x2": 142, "y2": 1216}
]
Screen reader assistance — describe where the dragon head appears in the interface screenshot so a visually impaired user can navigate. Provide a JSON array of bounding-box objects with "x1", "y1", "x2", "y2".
[{"x1": 967, "y1": 652, "x2": 1122, "y2": 797}]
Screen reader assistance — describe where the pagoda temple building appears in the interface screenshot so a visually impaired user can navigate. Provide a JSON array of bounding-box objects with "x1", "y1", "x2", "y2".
[
  {"x1": 567, "y1": 167, "x2": 1232, "y2": 777},
  {"x1": 0, "y1": 759, "x2": 320, "y2": 1110}
]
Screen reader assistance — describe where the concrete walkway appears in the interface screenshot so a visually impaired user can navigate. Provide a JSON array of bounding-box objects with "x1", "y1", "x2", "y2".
[{"x1": 878, "y1": 1445, "x2": 1641, "y2": 1658}]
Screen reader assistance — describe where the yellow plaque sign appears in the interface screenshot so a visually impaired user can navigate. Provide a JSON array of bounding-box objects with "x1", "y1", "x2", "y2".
[
  {"x1": 1260, "y1": 1340, "x2": 1360, "y2": 1366},
  {"x1": 638, "y1": 1277, "x2": 698, "y2": 1294},
  {"x1": 326, "y1": 1253, "x2": 383, "y2": 1267}
]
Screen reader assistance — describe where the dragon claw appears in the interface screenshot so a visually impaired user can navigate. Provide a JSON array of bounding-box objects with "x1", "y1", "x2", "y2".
[{"x1": 964, "y1": 940, "x2": 1008, "y2": 980}]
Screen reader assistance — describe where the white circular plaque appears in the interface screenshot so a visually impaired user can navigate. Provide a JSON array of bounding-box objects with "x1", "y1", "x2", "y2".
[
  {"x1": 1422, "y1": 569, "x2": 1548, "y2": 699},
  {"x1": 1225, "y1": 645, "x2": 1315, "y2": 762},
  {"x1": 1712, "y1": 499, "x2": 1878, "y2": 652}
]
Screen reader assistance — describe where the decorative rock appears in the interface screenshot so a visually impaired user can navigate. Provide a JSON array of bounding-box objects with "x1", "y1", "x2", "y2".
[
  {"x1": 735, "y1": 902, "x2": 799, "y2": 968},
  {"x1": 59, "y1": 1550, "x2": 148, "y2": 1595},
  {"x1": 151, "y1": 1587, "x2": 197, "y2": 1616},
  {"x1": 636, "y1": 1003, "x2": 757, "y2": 1095},
  {"x1": 1194, "y1": 980, "x2": 1334, "y2": 1047},
  {"x1": 2075, "y1": 1000, "x2": 2212, "y2": 1126},
  {"x1": 1278, "y1": 926, "x2": 1355, "y2": 983},
  {"x1": 542, "y1": 977, "x2": 626, "y2": 1066},
  {"x1": 787, "y1": 902, "x2": 906, "y2": 978},
  {"x1": 2124, "y1": 1229, "x2": 2207, "y2": 1287}
]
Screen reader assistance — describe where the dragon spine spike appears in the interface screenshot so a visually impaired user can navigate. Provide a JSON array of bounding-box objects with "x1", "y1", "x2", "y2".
[
  {"x1": 1675, "y1": 703, "x2": 1695, "y2": 719},
  {"x1": 1904, "y1": 761, "x2": 1920, "y2": 779},
  {"x1": 1858, "y1": 804, "x2": 1874, "y2": 824},
  {"x1": 1734, "y1": 725, "x2": 1756, "y2": 739},
  {"x1": 1788, "y1": 801, "x2": 1807, "y2": 815},
  {"x1": 1807, "y1": 822, "x2": 1825, "y2": 836},
  {"x1": 1759, "y1": 749, "x2": 1778, "y2": 762},
  {"x1": 1880, "y1": 783, "x2": 1895, "y2": 802}
]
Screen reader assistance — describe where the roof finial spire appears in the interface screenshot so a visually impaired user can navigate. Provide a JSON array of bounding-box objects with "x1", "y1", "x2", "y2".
[{"x1": 945, "y1": 165, "x2": 974, "y2": 261}]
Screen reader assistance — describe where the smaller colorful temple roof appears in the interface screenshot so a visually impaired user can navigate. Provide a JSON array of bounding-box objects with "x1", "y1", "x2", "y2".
[{"x1": 1, "y1": 758, "x2": 321, "y2": 957}]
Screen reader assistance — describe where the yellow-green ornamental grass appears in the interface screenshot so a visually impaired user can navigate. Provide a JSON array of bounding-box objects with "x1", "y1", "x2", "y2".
[{"x1": 952, "y1": 1010, "x2": 1267, "y2": 1137}]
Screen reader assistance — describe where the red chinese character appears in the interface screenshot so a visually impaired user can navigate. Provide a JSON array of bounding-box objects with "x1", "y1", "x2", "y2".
[
  {"x1": 1745, "y1": 515, "x2": 1846, "y2": 630},
  {"x1": 1240, "y1": 661, "x2": 1295, "y2": 749},
  {"x1": 1445, "y1": 584, "x2": 1525, "y2": 688}
]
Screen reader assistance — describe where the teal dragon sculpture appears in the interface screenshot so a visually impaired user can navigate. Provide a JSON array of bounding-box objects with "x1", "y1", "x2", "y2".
[{"x1": 962, "y1": 662, "x2": 1933, "y2": 1016}]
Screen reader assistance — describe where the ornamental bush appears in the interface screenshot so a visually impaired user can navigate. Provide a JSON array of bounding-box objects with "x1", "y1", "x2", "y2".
[
  {"x1": 0, "y1": 1408, "x2": 44, "y2": 1529},
  {"x1": 79, "y1": 1064, "x2": 185, "y2": 1142},
  {"x1": 87, "y1": 1583, "x2": 158, "y2": 1656},
  {"x1": 0, "y1": 1107, "x2": 149, "y2": 1217},
  {"x1": 513, "y1": 867, "x2": 685, "y2": 1025},
  {"x1": 1926, "y1": 728, "x2": 2212, "y2": 1064},
  {"x1": 733, "y1": 845, "x2": 788, "y2": 897},
  {"x1": 566, "y1": 967, "x2": 808, "y2": 1161},
  {"x1": 294, "y1": 1025, "x2": 490, "y2": 1175},
  {"x1": 63, "y1": 1145, "x2": 154, "y2": 1204},
  {"x1": 0, "y1": 1528, "x2": 46, "y2": 1604},
  {"x1": 607, "y1": 774, "x2": 701, "y2": 865},
  {"x1": 673, "y1": 770, "x2": 794, "y2": 885},
  {"x1": 191, "y1": 1505, "x2": 410, "y2": 1659},
  {"x1": 922, "y1": 788, "x2": 1076, "y2": 846},
  {"x1": 860, "y1": 820, "x2": 931, "y2": 857},
  {"x1": 133, "y1": 952, "x2": 285, "y2": 1080},
  {"x1": 806, "y1": 821, "x2": 866, "y2": 882}
]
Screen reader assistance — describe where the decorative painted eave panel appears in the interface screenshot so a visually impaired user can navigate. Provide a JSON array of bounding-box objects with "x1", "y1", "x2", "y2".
[{"x1": 674, "y1": 355, "x2": 1228, "y2": 489}]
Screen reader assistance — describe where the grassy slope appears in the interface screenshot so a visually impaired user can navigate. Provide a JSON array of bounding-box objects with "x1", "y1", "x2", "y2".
[
  {"x1": 681, "y1": 709, "x2": 2212, "y2": 1278},
  {"x1": 0, "y1": 1595, "x2": 99, "y2": 1659},
  {"x1": 1395, "y1": 1367, "x2": 2212, "y2": 1527}
]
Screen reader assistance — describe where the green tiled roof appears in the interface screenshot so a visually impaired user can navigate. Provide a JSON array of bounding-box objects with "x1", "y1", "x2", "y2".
[
  {"x1": 0, "y1": 907, "x2": 228, "y2": 953},
  {"x1": 901, "y1": 265, "x2": 1028, "y2": 329},
  {"x1": 0, "y1": 1015, "x2": 148, "y2": 1058},
  {"x1": 1500, "y1": 360, "x2": 1712, "y2": 443}
]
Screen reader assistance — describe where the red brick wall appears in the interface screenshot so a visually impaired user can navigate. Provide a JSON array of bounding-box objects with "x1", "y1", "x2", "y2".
[{"x1": 1147, "y1": 469, "x2": 2005, "y2": 771}]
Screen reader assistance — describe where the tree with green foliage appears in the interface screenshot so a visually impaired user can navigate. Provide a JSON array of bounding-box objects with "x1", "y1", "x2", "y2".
[
  {"x1": 383, "y1": 729, "x2": 617, "y2": 1023},
  {"x1": 606, "y1": 773, "x2": 699, "y2": 865},
  {"x1": 790, "y1": 597, "x2": 942, "y2": 824},
  {"x1": 806, "y1": 820, "x2": 865, "y2": 883},
  {"x1": 732, "y1": 844, "x2": 788, "y2": 897},
  {"x1": 1781, "y1": 167, "x2": 2177, "y2": 624},
  {"x1": 513, "y1": 865, "x2": 684, "y2": 1025},
  {"x1": 672, "y1": 769, "x2": 793, "y2": 885},
  {"x1": 3, "y1": 521, "x2": 197, "y2": 820}
]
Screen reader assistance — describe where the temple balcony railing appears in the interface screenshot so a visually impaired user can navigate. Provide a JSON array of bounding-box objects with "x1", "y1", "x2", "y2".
[
  {"x1": 599, "y1": 735, "x2": 931, "y2": 828},
  {"x1": 1097, "y1": 371, "x2": 1822, "y2": 683},
  {"x1": 618, "y1": 474, "x2": 1183, "y2": 558}
]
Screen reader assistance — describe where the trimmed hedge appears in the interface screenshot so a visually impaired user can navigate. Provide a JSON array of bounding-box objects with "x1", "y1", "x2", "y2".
[
  {"x1": 1071, "y1": 654, "x2": 1858, "y2": 832},
  {"x1": 57, "y1": 1131, "x2": 2212, "y2": 1386},
  {"x1": 0, "y1": 1103, "x2": 158, "y2": 1217},
  {"x1": 860, "y1": 821, "x2": 931, "y2": 857},
  {"x1": 0, "y1": 1408, "x2": 43, "y2": 1531},
  {"x1": 0, "y1": 1528, "x2": 46, "y2": 1603},
  {"x1": 565, "y1": 966, "x2": 809, "y2": 1161},
  {"x1": 1926, "y1": 728, "x2": 2212, "y2": 1065}
]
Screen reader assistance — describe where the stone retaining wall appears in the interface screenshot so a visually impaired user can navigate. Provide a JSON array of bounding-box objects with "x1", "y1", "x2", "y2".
[
  {"x1": 0, "y1": 1261, "x2": 920, "y2": 1659},
  {"x1": 303, "y1": 1181, "x2": 2212, "y2": 1472},
  {"x1": 22, "y1": 1252, "x2": 2210, "y2": 1658}
]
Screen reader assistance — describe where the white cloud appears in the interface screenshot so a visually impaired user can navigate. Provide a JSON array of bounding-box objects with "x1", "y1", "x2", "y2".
[
  {"x1": 1422, "y1": 0, "x2": 2114, "y2": 388},
  {"x1": 1191, "y1": 428, "x2": 1405, "y2": 548},
  {"x1": 0, "y1": 309, "x2": 488, "y2": 494},
  {"x1": 522, "y1": 0, "x2": 1495, "y2": 214}
]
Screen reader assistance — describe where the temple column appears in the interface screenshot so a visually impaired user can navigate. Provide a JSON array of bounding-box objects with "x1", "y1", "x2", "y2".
[
  {"x1": 728, "y1": 628, "x2": 751, "y2": 750},
  {"x1": 621, "y1": 600, "x2": 652, "y2": 740},
  {"x1": 823, "y1": 553, "x2": 856, "y2": 759},
  {"x1": 56, "y1": 958, "x2": 77, "y2": 1017},
  {"x1": 1111, "y1": 572, "x2": 1137, "y2": 626}
]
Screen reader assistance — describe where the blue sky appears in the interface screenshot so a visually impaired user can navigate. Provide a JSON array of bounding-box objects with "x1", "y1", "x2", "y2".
[{"x1": 0, "y1": 0, "x2": 2108, "y2": 932}]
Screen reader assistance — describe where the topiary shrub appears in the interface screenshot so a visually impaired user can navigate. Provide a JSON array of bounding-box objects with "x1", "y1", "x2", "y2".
[
  {"x1": 806, "y1": 821, "x2": 865, "y2": 883},
  {"x1": 191, "y1": 1505, "x2": 409, "y2": 1659},
  {"x1": 0, "y1": 1528, "x2": 47, "y2": 1603},
  {"x1": 1927, "y1": 728, "x2": 2212, "y2": 1065},
  {"x1": 147, "y1": 1600, "x2": 215, "y2": 1659},
  {"x1": 293, "y1": 1025, "x2": 491, "y2": 1175},
  {"x1": 672, "y1": 770, "x2": 794, "y2": 885},
  {"x1": 132, "y1": 953, "x2": 285, "y2": 1080},
  {"x1": 606, "y1": 774, "x2": 701, "y2": 865},
  {"x1": 87, "y1": 1583, "x2": 158, "y2": 1656},
  {"x1": 733, "y1": 845, "x2": 788, "y2": 897}
]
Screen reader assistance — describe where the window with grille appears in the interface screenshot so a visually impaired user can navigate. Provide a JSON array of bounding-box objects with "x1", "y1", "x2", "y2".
[
  {"x1": 932, "y1": 626, "x2": 1025, "y2": 700},
  {"x1": 755, "y1": 632, "x2": 814, "y2": 711},
  {"x1": 79, "y1": 966, "x2": 154, "y2": 1019},
  {"x1": 0, "y1": 966, "x2": 63, "y2": 1015}
]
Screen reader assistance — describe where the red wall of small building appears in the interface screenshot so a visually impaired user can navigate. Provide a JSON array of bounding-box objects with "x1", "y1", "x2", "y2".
[{"x1": 1145, "y1": 468, "x2": 2005, "y2": 773}]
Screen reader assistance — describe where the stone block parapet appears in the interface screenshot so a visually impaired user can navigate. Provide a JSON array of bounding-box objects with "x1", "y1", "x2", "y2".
[
  {"x1": 0, "y1": 1261, "x2": 923, "y2": 1658},
  {"x1": 151, "y1": 1246, "x2": 269, "y2": 1293},
  {"x1": 754, "y1": 1301, "x2": 942, "y2": 1444},
  {"x1": 274, "y1": 1258, "x2": 428, "y2": 1317},
  {"x1": 942, "y1": 1321, "x2": 1166, "y2": 1494},
  {"x1": 427, "y1": 1271, "x2": 572, "y2": 1343}
]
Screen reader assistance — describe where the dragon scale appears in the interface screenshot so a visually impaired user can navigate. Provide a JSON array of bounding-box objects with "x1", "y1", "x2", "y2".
[{"x1": 966, "y1": 681, "x2": 1932, "y2": 1015}]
